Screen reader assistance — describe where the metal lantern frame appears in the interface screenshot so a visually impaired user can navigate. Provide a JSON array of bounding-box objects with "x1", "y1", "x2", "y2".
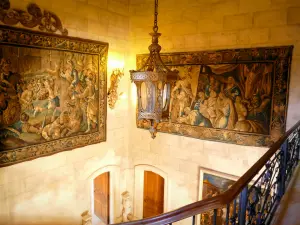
[{"x1": 130, "y1": 0, "x2": 178, "y2": 138}]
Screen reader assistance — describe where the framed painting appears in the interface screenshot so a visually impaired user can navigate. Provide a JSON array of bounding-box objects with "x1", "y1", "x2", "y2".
[
  {"x1": 136, "y1": 46, "x2": 293, "y2": 146},
  {"x1": 198, "y1": 168, "x2": 239, "y2": 225},
  {"x1": 0, "y1": 25, "x2": 108, "y2": 167}
]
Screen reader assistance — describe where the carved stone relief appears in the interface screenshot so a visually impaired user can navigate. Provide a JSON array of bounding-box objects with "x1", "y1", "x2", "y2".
[{"x1": 0, "y1": 0, "x2": 68, "y2": 35}]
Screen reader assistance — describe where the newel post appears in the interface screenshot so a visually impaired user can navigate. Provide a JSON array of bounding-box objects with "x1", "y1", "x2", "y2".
[
  {"x1": 238, "y1": 186, "x2": 248, "y2": 225},
  {"x1": 278, "y1": 139, "x2": 288, "y2": 198}
]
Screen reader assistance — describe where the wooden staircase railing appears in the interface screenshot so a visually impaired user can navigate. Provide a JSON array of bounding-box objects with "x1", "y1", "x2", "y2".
[{"x1": 113, "y1": 120, "x2": 300, "y2": 225}]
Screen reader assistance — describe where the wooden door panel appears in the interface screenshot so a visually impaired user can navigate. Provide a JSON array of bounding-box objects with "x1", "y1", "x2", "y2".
[
  {"x1": 94, "y1": 172, "x2": 110, "y2": 224},
  {"x1": 143, "y1": 171, "x2": 164, "y2": 218}
]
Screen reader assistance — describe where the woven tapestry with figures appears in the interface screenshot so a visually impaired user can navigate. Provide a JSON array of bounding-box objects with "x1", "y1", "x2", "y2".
[
  {"x1": 0, "y1": 26, "x2": 108, "y2": 167},
  {"x1": 136, "y1": 46, "x2": 293, "y2": 147}
]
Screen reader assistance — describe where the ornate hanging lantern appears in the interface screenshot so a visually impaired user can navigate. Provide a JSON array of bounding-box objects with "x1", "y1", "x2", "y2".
[{"x1": 130, "y1": 0, "x2": 178, "y2": 139}]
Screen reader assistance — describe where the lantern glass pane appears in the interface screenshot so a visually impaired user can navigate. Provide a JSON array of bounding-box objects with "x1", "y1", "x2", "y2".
[
  {"x1": 141, "y1": 82, "x2": 147, "y2": 110},
  {"x1": 148, "y1": 82, "x2": 155, "y2": 112},
  {"x1": 162, "y1": 83, "x2": 168, "y2": 109}
]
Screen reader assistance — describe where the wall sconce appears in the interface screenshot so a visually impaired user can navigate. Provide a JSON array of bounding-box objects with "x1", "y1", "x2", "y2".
[{"x1": 108, "y1": 68, "x2": 124, "y2": 109}]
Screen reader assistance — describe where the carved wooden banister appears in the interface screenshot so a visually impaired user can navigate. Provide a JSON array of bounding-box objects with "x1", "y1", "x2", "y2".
[{"x1": 115, "y1": 120, "x2": 300, "y2": 225}]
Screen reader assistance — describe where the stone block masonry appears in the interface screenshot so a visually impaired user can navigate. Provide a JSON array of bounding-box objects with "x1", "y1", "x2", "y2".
[
  {"x1": 0, "y1": 0, "x2": 300, "y2": 224},
  {"x1": 0, "y1": 0, "x2": 130, "y2": 225},
  {"x1": 128, "y1": 0, "x2": 300, "y2": 217}
]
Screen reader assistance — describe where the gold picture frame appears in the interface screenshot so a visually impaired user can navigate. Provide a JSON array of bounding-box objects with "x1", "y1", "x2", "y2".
[{"x1": 198, "y1": 168, "x2": 239, "y2": 225}]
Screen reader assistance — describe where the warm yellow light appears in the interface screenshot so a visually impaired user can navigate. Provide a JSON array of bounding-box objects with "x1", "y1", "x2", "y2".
[
  {"x1": 108, "y1": 60, "x2": 124, "y2": 70},
  {"x1": 119, "y1": 92, "x2": 127, "y2": 100},
  {"x1": 108, "y1": 51, "x2": 124, "y2": 73}
]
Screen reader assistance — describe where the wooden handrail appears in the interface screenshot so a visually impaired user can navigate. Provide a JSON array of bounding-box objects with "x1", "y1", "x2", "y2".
[{"x1": 115, "y1": 120, "x2": 300, "y2": 225}]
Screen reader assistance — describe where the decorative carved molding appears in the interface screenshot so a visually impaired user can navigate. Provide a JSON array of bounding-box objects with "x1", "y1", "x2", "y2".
[
  {"x1": 108, "y1": 69, "x2": 124, "y2": 109},
  {"x1": 116, "y1": 191, "x2": 134, "y2": 223},
  {"x1": 0, "y1": 0, "x2": 68, "y2": 35}
]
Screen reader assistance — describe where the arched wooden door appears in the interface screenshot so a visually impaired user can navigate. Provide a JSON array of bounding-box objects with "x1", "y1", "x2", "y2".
[
  {"x1": 143, "y1": 171, "x2": 164, "y2": 218},
  {"x1": 94, "y1": 172, "x2": 110, "y2": 224}
]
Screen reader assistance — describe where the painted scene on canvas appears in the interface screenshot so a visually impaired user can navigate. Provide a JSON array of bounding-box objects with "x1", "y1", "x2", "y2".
[
  {"x1": 0, "y1": 45, "x2": 101, "y2": 151},
  {"x1": 200, "y1": 171, "x2": 237, "y2": 225},
  {"x1": 170, "y1": 63, "x2": 273, "y2": 135}
]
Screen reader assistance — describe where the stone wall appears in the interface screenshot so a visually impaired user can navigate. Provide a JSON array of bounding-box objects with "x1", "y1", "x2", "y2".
[
  {"x1": 0, "y1": 0, "x2": 130, "y2": 225},
  {"x1": 0, "y1": 0, "x2": 300, "y2": 224},
  {"x1": 127, "y1": 0, "x2": 300, "y2": 218}
]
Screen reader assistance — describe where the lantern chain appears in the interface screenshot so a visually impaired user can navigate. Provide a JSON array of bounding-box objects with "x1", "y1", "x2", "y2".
[{"x1": 153, "y1": 0, "x2": 158, "y2": 33}]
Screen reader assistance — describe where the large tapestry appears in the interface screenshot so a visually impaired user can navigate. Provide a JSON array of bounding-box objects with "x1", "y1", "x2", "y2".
[
  {"x1": 136, "y1": 46, "x2": 293, "y2": 146},
  {"x1": 0, "y1": 26, "x2": 108, "y2": 167}
]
